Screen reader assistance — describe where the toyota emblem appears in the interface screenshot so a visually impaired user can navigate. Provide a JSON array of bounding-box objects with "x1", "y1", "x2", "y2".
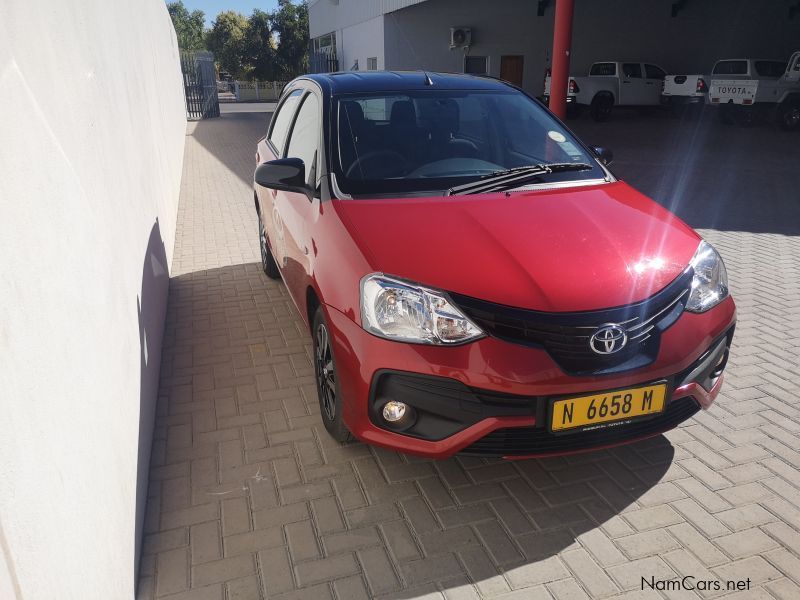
[{"x1": 590, "y1": 324, "x2": 628, "y2": 355}]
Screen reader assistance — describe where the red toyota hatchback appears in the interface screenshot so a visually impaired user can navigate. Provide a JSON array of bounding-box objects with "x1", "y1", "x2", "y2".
[{"x1": 254, "y1": 72, "x2": 735, "y2": 459}]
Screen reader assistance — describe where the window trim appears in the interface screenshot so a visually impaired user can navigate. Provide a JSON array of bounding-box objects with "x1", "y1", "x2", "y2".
[
  {"x1": 590, "y1": 62, "x2": 617, "y2": 77},
  {"x1": 464, "y1": 55, "x2": 489, "y2": 76},
  {"x1": 622, "y1": 63, "x2": 643, "y2": 79},
  {"x1": 267, "y1": 87, "x2": 305, "y2": 157},
  {"x1": 284, "y1": 88, "x2": 324, "y2": 191},
  {"x1": 644, "y1": 64, "x2": 666, "y2": 80}
]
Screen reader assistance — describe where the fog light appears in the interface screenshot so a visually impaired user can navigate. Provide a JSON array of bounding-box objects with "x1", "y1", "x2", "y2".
[
  {"x1": 711, "y1": 349, "x2": 729, "y2": 378},
  {"x1": 382, "y1": 401, "x2": 408, "y2": 423}
]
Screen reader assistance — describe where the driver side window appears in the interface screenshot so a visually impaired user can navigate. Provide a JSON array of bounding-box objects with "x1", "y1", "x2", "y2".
[
  {"x1": 269, "y1": 89, "x2": 303, "y2": 154},
  {"x1": 622, "y1": 63, "x2": 642, "y2": 78},
  {"x1": 286, "y1": 93, "x2": 321, "y2": 187}
]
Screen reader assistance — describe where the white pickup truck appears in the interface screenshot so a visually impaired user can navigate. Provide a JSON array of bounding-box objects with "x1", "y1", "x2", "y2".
[
  {"x1": 661, "y1": 74, "x2": 708, "y2": 112},
  {"x1": 708, "y1": 52, "x2": 800, "y2": 129},
  {"x1": 543, "y1": 61, "x2": 668, "y2": 121},
  {"x1": 661, "y1": 60, "x2": 786, "y2": 108}
]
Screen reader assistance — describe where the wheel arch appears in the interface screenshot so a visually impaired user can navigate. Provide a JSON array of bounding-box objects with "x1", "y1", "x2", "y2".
[
  {"x1": 306, "y1": 285, "x2": 321, "y2": 332},
  {"x1": 592, "y1": 90, "x2": 615, "y2": 104}
]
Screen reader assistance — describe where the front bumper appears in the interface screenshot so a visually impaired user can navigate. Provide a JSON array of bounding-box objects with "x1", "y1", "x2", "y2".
[{"x1": 324, "y1": 296, "x2": 736, "y2": 459}]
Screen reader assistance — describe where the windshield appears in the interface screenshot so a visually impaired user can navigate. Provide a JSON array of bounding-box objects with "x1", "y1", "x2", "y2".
[{"x1": 333, "y1": 89, "x2": 605, "y2": 196}]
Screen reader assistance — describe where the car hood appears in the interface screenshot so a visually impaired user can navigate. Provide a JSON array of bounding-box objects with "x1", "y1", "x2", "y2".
[{"x1": 335, "y1": 182, "x2": 701, "y2": 312}]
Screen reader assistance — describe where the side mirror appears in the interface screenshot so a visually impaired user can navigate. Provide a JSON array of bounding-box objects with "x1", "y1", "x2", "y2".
[
  {"x1": 254, "y1": 158, "x2": 312, "y2": 197},
  {"x1": 590, "y1": 145, "x2": 614, "y2": 166}
]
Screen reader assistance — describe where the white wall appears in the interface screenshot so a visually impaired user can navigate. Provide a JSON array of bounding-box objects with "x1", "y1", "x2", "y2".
[
  {"x1": 384, "y1": 0, "x2": 550, "y2": 93},
  {"x1": 0, "y1": 0, "x2": 186, "y2": 598},
  {"x1": 339, "y1": 16, "x2": 385, "y2": 71},
  {"x1": 309, "y1": 0, "x2": 428, "y2": 38}
]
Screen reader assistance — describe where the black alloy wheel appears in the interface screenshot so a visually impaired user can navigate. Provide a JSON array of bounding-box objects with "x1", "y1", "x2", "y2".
[{"x1": 312, "y1": 306, "x2": 353, "y2": 442}]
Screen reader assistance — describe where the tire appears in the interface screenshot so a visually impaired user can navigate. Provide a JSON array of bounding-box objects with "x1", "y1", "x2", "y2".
[
  {"x1": 312, "y1": 306, "x2": 353, "y2": 443},
  {"x1": 590, "y1": 94, "x2": 613, "y2": 122},
  {"x1": 259, "y1": 217, "x2": 281, "y2": 279},
  {"x1": 777, "y1": 101, "x2": 800, "y2": 131}
]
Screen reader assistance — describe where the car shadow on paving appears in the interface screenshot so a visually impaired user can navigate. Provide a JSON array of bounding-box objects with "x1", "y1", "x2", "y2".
[{"x1": 137, "y1": 262, "x2": 677, "y2": 599}]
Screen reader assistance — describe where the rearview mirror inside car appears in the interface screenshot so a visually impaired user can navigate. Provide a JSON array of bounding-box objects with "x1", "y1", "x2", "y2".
[
  {"x1": 254, "y1": 158, "x2": 312, "y2": 197},
  {"x1": 590, "y1": 145, "x2": 614, "y2": 166}
]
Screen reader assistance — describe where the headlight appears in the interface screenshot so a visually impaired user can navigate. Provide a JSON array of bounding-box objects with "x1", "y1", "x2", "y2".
[
  {"x1": 360, "y1": 274, "x2": 484, "y2": 344},
  {"x1": 686, "y1": 241, "x2": 729, "y2": 313}
]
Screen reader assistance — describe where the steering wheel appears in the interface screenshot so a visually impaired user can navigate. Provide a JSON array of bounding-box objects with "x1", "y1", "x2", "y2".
[
  {"x1": 449, "y1": 137, "x2": 480, "y2": 155},
  {"x1": 346, "y1": 150, "x2": 411, "y2": 179}
]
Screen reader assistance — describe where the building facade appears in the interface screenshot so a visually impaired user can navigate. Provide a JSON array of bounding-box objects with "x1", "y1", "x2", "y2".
[{"x1": 309, "y1": 0, "x2": 800, "y2": 96}]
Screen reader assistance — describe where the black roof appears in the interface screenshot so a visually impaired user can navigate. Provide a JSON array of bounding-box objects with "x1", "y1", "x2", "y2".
[{"x1": 300, "y1": 71, "x2": 514, "y2": 95}]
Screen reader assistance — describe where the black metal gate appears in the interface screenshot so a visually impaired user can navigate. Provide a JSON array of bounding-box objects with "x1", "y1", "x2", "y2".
[
  {"x1": 309, "y1": 52, "x2": 339, "y2": 74},
  {"x1": 180, "y1": 51, "x2": 220, "y2": 120}
]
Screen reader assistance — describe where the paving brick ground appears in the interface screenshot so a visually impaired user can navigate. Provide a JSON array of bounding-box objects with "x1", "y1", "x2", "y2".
[{"x1": 137, "y1": 105, "x2": 800, "y2": 600}]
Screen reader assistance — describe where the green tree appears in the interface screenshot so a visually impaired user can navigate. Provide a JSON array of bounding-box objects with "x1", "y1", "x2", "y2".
[
  {"x1": 166, "y1": 1, "x2": 205, "y2": 50},
  {"x1": 271, "y1": 0, "x2": 310, "y2": 79},
  {"x1": 244, "y1": 10, "x2": 277, "y2": 81},
  {"x1": 206, "y1": 11, "x2": 249, "y2": 78}
]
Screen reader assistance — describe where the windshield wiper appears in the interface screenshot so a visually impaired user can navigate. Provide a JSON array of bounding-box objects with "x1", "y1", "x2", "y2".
[{"x1": 447, "y1": 162, "x2": 593, "y2": 196}]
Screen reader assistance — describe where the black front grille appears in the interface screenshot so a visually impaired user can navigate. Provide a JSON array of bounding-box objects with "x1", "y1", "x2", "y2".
[
  {"x1": 460, "y1": 397, "x2": 700, "y2": 457},
  {"x1": 450, "y1": 269, "x2": 693, "y2": 375}
]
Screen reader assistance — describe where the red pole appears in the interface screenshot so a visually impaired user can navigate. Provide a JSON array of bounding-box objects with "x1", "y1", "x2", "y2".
[{"x1": 549, "y1": 0, "x2": 575, "y2": 119}]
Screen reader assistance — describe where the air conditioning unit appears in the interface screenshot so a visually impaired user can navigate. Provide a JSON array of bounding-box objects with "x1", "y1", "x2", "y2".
[{"x1": 450, "y1": 27, "x2": 472, "y2": 49}]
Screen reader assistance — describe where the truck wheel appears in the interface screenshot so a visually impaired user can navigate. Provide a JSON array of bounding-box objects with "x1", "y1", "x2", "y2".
[
  {"x1": 777, "y1": 101, "x2": 800, "y2": 131},
  {"x1": 590, "y1": 94, "x2": 613, "y2": 122}
]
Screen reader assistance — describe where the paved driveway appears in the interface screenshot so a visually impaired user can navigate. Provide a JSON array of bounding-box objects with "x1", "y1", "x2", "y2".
[{"x1": 137, "y1": 106, "x2": 800, "y2": 600}]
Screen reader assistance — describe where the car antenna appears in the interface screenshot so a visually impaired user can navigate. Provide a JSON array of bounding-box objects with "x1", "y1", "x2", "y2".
[{"x1": 423, "y1": 71, "x2": 434, "y2": 86}]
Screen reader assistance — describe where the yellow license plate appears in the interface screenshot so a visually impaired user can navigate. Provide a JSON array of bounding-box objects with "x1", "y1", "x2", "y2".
[{"x1": 550, "y1": 383, "x2": 667, "y2": 433}]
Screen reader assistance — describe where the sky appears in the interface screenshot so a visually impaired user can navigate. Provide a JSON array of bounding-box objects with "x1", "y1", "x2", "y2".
[{"x1": 176, "y1": 0, "x2": 281, "y2": 27}]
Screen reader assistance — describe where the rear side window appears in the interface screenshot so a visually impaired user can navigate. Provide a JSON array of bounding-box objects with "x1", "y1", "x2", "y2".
[
  {"x1": 644, "y1": 64, "x2": 666, "y2": 79},
  {"x1": 713, "y1": 60, "x2": 747, "y2": 75},
  {"x1": 754, "y1": 61, "x2": 787, "y2": 77},
  {"x1": 622, "y1": 63, "x2": 642, "y2": 78},
  {"x1": 268, "y1": 89, "x2": 303, "y2": 153},
  {"x1": 590, "y1": 63, "x2": 616, "y2": 76}
]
